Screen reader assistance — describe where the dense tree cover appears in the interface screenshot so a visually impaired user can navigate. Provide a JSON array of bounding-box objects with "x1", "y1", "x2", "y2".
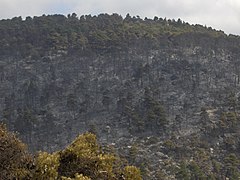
[
  {"x1": 0, "y1": 124, "x2": 142, "y2": 179},
  {"x1": 0, "y1": 13, "x2": 231, "y2": 58},
  {"x1": 122, "y1": 88, "x2": 168, "y2": 134}
]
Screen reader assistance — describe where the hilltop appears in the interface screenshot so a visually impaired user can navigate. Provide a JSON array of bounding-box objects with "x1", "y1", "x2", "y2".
[{"x1": 1, "y1": 13, "x2": 240, "y2": 179}]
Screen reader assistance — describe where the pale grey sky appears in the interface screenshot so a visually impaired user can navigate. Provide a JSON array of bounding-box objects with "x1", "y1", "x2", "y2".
[{"x1": 0, "y1": 0, "x2": 240, "y2": 35}]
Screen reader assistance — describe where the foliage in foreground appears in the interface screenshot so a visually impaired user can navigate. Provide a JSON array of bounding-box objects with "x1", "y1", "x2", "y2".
[
  {"x1": 0, "y1": 124, "x2": 142, "y2": 179},
  {"x1": 0, "y1": 123, "x2": 33, "y2": 179}
]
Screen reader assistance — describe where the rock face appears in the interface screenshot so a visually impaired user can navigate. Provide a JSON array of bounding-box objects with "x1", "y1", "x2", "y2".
[{"x1": 1, "y1": 31, "x2": 240, "y2": 153}]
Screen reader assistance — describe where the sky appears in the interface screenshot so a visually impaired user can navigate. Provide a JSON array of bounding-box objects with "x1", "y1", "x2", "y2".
[{"x1": 0, "y1": 0, "x2": 240, "y2": 35}]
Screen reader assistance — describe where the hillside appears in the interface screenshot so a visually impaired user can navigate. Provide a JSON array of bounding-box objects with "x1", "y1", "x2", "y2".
[{"x1": 1, "y1": 13, "x2": 240, "y2": 179}]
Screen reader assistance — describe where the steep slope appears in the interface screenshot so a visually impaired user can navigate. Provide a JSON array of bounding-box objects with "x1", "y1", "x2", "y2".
[{"x1": 1, "y1": 13, "x2": 240, "y2": 179}]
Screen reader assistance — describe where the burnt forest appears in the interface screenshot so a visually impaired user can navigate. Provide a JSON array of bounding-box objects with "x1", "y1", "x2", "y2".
[{"x1": 1, "y1": 13, "x2": 240, "y2": 179}]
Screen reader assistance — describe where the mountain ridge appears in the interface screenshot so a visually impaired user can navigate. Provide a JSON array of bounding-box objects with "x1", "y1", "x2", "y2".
[{"x1": 1, "y1": 13, "x2": 240, "y2": 179}]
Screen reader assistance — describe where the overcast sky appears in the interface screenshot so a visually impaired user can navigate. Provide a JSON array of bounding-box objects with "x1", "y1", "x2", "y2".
[{"x1": 1, "y1": 0, "x2": 240, "y2": 35}]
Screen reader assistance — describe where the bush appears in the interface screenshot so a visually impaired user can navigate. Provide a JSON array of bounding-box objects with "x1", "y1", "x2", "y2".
[{"x1": 0, "y1": 123, "x2": 33, "y2": 179}]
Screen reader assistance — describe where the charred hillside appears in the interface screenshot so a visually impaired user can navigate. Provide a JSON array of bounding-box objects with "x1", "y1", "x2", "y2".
[{"x1": 1, "y1": 13, "x2": 240, "y2": 179}]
